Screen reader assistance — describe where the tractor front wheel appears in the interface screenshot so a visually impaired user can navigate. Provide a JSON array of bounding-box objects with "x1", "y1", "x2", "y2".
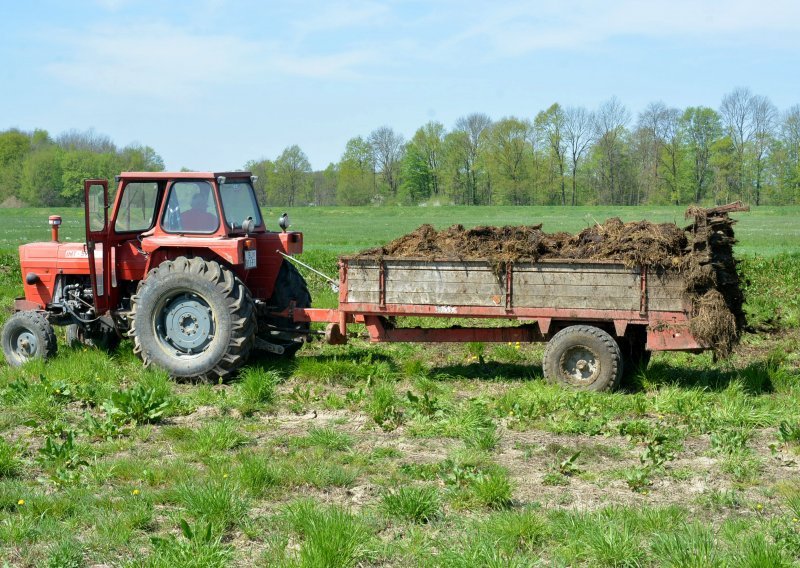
[
  {"x1": 1, "y1": 311, "x2": 57, "y2": 366},
  {"x1": 129, "y1": 257, "x2": 255, "y2": 380}
]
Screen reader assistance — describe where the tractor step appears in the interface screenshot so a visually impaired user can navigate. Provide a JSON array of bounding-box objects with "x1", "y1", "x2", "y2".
[{"x1": 254, "y1": 337, "x2": 286, "y2": 355}]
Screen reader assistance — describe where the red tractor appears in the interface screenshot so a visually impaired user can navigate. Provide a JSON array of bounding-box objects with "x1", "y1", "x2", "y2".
[{"x1": 1, "y1": 172, "x2": 311, "y2": 379}]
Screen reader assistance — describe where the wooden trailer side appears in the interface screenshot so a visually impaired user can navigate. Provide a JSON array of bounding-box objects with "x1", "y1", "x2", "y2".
[{"x1": 345, "y1": 258, "x2": 687, "y2": 312}]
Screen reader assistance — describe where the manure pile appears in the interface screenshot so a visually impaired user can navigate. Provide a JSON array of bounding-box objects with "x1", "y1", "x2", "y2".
[{"x1": 356, "y1": 204, "x2": 747, "y2": 356}]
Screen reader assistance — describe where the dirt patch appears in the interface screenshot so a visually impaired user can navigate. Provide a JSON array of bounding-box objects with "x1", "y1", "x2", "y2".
[
  {"x1": 356, "y1": 203, "x2": 748, "y2": 356},
  {"x1": 0, "y1": 196, "x2": 26, "y2": 208}
]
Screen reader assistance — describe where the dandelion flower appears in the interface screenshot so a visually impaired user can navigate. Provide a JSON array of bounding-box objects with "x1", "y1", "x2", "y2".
[
  {"x1": 17, "y1": 499, "x2": 24, "y2": 506},
  {"x1": 131, "y1": 489, "x2": 140, "y2": 496}
]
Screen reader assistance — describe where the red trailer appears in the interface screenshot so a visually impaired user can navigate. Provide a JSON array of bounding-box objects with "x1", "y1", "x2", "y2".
[{"x1": 285, "y1": 256, "x2": 702, "y2": 391}]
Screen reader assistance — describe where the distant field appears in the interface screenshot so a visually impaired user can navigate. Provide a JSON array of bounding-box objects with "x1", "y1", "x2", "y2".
[{"x1": 1, "y1": 205, "x2": 798, "y2": 256}]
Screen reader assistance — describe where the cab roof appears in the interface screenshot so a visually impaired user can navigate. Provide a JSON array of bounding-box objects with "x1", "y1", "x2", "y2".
[{"x1": 116, "y1": 171, "x2": 253, "y2": 181}]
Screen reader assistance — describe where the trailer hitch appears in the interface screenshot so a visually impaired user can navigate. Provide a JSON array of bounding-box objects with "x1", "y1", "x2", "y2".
[{"x1": 275, "y1": 250, "x2": 339, "y2": 292}]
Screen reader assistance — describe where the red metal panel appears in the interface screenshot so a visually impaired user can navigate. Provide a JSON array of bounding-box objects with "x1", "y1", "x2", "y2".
[
  {"x1": 336, "y1": 301, "x2": 654, "y2": 323},
  {"x1": 278, "y1": 231, "x2": 303, "y2": 255},
  {"x1": 646, "y1": 325, "x2": 703, "y2": 351}
]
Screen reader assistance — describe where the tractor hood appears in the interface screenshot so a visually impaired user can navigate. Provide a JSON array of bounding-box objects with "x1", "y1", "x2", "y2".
[
  {"x1": 20, "y1": 241, "x2": 103, "y2": 270},
  {"x1": 19, "y1": 241, "x2": 103, "y2": 308}
]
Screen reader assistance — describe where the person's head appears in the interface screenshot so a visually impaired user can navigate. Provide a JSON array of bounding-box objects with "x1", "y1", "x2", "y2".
[{"x1": 191, "y1": 191, "x2": 207, "y2": 211}]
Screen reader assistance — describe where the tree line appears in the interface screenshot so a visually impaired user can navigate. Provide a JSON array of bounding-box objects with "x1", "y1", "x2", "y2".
[
  {"x1": 3, "y1": 87, "x2": 798, "y2": 207},
  {"x1": 0, "y1": 128, "x2": 164, "y2": 206},
  {"x1": 250, "y1": 88, "x2": 799, "y2": 207}
]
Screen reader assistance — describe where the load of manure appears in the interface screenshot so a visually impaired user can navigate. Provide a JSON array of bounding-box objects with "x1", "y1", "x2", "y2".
[{"x1": 355, "y1": 202, "x2": 748, "y2": 356}]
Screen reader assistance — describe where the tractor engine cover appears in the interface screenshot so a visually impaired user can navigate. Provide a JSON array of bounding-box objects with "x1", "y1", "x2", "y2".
[{"x1": 19, "y1": 242, "x2": 102, "y2": 308}]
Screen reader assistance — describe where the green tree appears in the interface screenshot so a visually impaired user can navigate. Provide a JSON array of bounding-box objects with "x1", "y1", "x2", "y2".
[
  {"x1": 245, "y1": 159, "x2": 275, "y2": 204},
  {"x1": 486, "y1": 118, "x2": 533, "y2": 205},
  {"x1": 709, "y1": 136, "x2": 738, "y2": 204},
  {"x1": 681, "y1": 107, "x2": 722, "y2": 203},
  {"x1": 776, "y1": 106, "x2": 800, "y2": 203},
  {"x1": 20, "y1": 146, "x2": 63, "y2": 206},
  {"x1": 563, "y1": 106, "x2": 594, "y2": 205},
  {"x1": 312, "y1": 163, "x2": 338, "y2": 206},
  {"x1": 451, "y1": 113, "x2": 492, "y2": 205},
  {"x1": 59, "y1": 150, "x2": 117, "y2": 205},
  {"x1": 0, "y1": 129, "x2": 32, "y2": 201},
  {"x1": 368, "y1": 126, "x2": 405, "y2": 198},
  {"x1": 400, "y1": 142, "x2": 433, "y2": 203},
  {"x1": 119, "y1": 145, "x2": 165, "y2": 172},
  {"x1": 274, "y1": 145, "x2": 312, "y2": 207},
  {"x1": 337, "y1": 137, "x2": 375, "y2": 205},
  {"x1": 535, "y1": 103, "x2": 568, "y2": 205},
  {"x1": 593, "y1": 98, "x2": 633, "y2": 204}
]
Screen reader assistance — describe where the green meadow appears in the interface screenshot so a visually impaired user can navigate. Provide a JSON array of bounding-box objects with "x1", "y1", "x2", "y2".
[{"x1": 0, "y1": 205, "x2": 798, "y2": 567}]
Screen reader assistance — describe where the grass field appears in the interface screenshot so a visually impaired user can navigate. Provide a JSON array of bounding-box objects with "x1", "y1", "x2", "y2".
[{"x1": 0, "y1": 206, "x2": 799, "y2": 567}]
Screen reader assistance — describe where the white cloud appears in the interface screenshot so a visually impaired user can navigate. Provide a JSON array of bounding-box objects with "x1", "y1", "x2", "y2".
[
  {"x1": 44, "y1": 21, "x2": 376, "y2": 99},
  {"x1": 446, "y1": 0, "x2": 800, "y2": 56},
  {"x1": 46, "y1": 24, "x2": 259, "y2": 98}
]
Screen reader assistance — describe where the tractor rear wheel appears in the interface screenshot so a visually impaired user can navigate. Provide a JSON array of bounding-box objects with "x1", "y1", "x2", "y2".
[
  {"x1": 66, "y1": 324, "x2": 120, "y2": 351},
  {"x1": 260, "y1": 260, "x2": 312, "y2": 357},
  {"x1": 1, "y1": 311, "x2": 57, "y2": 366},
  {"x1": 129, "y1": 257, "x2": 255, "y2": 380},
  {"x1": 542, "y1": 325, "x2": 623, "y2": 392}
]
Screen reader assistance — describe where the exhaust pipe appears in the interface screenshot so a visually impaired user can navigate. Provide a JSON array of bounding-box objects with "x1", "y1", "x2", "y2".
[{"x1": 49, "y1": 215, "x2": 61, "y2": 242}]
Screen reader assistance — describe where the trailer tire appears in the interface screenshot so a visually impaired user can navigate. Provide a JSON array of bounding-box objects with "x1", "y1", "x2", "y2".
[
  {"x1": 129, "y1": 257, "x2": 255, "y2": 380},
  {"x1": 543, "y1": 325, "x2": 622, "y2": 392},
  {"x1": 1, "y1": 311, "x2": 57, "y2": 366},
  {"x1": 260, "y1": 260, "x2": 312, "y2": 358},
  {"x1": 66, "y1": 324, "x2": 120, "y2": 351}
]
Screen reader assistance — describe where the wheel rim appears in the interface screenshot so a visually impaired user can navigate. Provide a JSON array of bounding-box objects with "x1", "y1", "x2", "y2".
[
  {"x1": 559, "y1": 344, "x2": 600, "y2": 386},
  {"x1": 12, "y1": 329, "x2": 38, "y2": 361},
  {"x1": 157, "y1": 292, "x2": 214, "y2": 355}
]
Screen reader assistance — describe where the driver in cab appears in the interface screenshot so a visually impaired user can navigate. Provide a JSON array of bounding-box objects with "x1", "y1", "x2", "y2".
[{"x1": 181, "y1": 189, "x2": 217, "y2": 232}]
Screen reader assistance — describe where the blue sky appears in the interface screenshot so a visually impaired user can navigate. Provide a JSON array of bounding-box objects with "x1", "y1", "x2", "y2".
[{"x1": 1, "y1": 0, "x2": 798, "y2": 171}]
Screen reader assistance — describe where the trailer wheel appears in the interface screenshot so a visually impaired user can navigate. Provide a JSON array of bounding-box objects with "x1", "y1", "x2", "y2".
[
  {"x1": 543, "y1": 325, "x2": 623, "y2": 391},
  {"x1": 129, "y1": 257, "x2": 255, "y2": 380},
  {"x1": 65, "y1": 324, "x2": 120, "y2": 351},
  {"x1": 260, "y1": 260, "x2": 312, "y2": 357},
  {"x1": 1, "y1": 311, "x2": 57, "y2": 366}
]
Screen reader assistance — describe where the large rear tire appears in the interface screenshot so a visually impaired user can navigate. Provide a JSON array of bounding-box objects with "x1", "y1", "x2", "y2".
[
  {"x1": 1, "y1": 311, "x2": 57, "y2": 366},
  {"x1": 260, "y1": 260, "x2": 312, "y2": 358},
  {"x1": 129, "y1": 257, "x2": 255, "y2": 380},
  {"x1": 542, "y1": 325, "x2": 623, "y2": 392}
]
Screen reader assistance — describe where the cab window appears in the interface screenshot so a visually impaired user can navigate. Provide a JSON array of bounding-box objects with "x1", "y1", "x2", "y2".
[
  {"x1": 219, "y1": 180, "x2": 263, "y2": 230},
  {"x1": 115, "y1": 182, "x2": 159, "y2": 233},
  {"x1": 162, "y1": 181, "x2": 220, "y2": 233}
]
